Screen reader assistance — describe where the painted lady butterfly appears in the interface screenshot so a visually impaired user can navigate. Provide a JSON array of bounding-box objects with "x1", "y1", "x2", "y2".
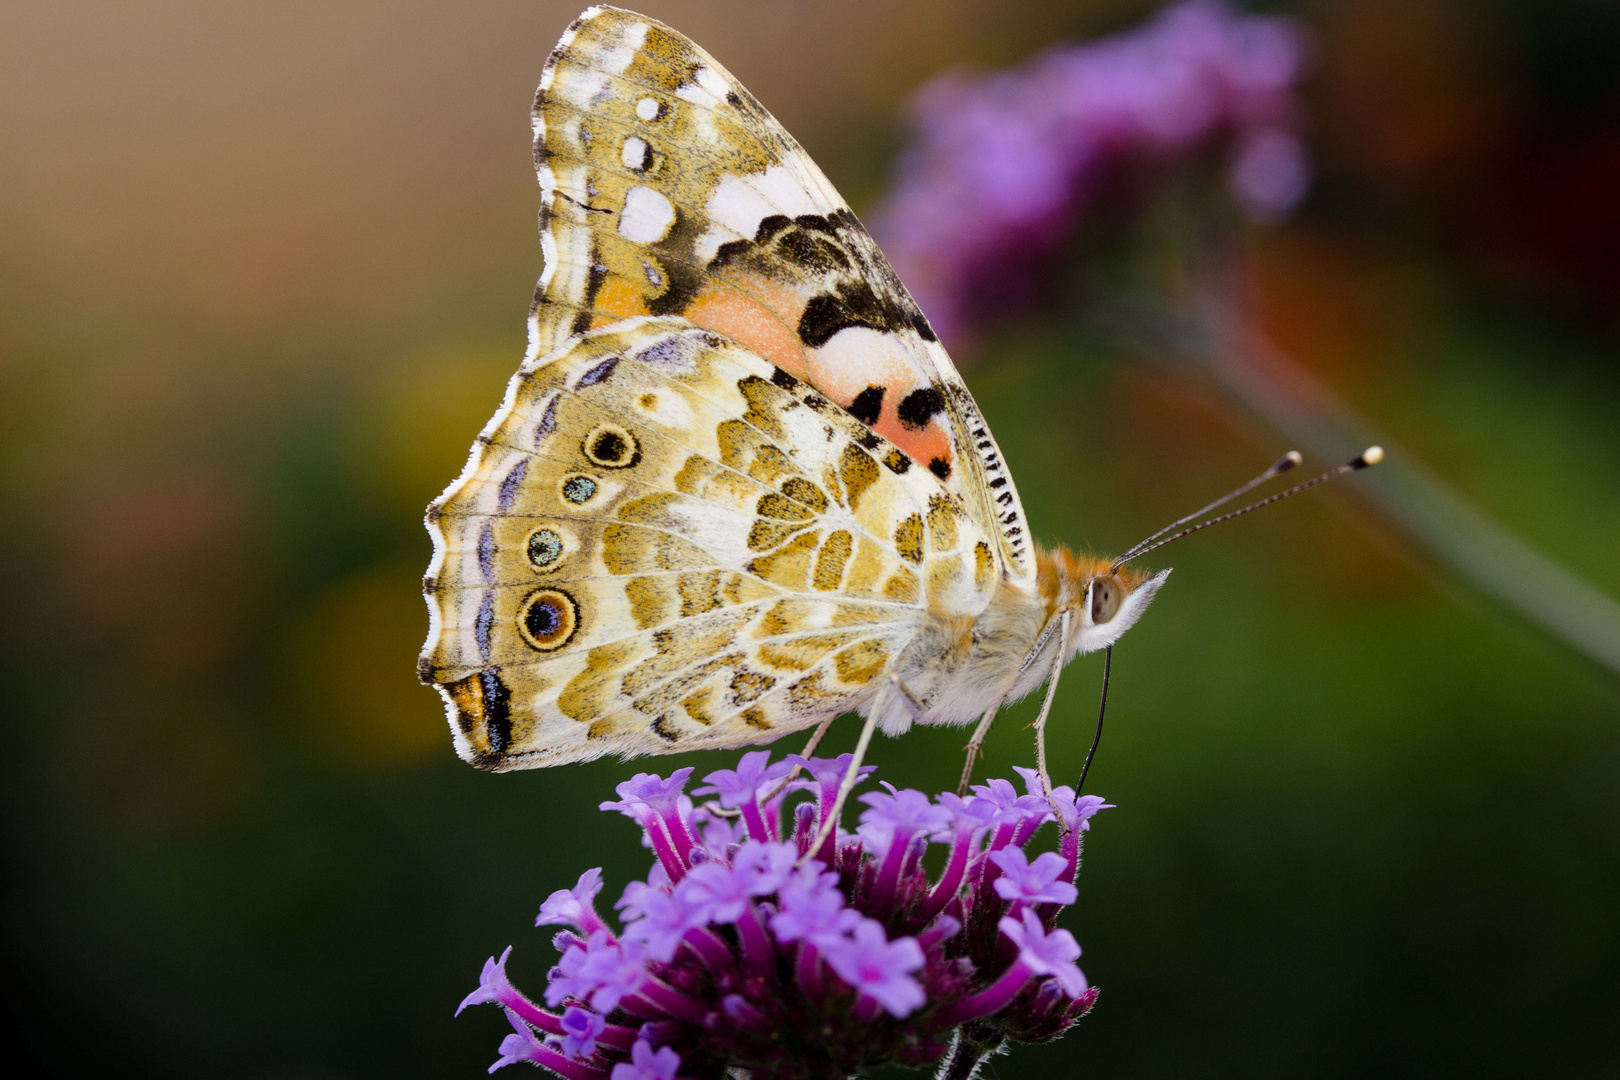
[{"x1": 419, "y1": 7, "x2": 1171, "y2": 805}]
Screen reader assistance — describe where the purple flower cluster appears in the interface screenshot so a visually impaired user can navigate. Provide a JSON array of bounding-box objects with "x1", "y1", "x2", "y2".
[
  {"x1": 870, "y1": 0, "x2": 1311, "y2": 344},
  {"x1": 459, "y1": 751, "x2": 1112, "y2": 1079}
]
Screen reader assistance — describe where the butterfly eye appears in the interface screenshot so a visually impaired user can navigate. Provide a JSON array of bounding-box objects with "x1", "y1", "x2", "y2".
[{"x1": 1090, "y1": 577, "x2": 1122, "y2": 624}]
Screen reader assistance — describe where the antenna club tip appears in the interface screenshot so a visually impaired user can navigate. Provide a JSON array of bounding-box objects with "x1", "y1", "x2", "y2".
[
  {"x1": 1354, "y1": 446, "x2": 1385, "y2": 468},
  {"x1": 1277, "y1": 450, "x2": 1303, "y2": 471}
]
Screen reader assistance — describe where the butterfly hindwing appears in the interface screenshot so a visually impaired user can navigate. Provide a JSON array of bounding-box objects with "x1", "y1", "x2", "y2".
[
  {"x1": 529, "y1": 5, "x2": 1034, "y2": 584},
  {"x1": 422, "y1": 318, "x2": 995, "y2": 768}
]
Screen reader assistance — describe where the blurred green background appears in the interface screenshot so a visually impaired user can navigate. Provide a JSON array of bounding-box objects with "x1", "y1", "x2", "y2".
[{"x1": 3, "y1": 1, "x2": 1618, "y2": 1076}]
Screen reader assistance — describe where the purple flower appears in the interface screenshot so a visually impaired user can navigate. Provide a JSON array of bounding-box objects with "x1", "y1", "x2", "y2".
[
  {"x1": 538, "y1": 868, "x2": 609, "y2": 936},
  {"x1": 770, "y1": 865, "x2": 860, "y2": 945},
  {"x1": 857, "y1": 785, "x2": 953, "y2": 848},
  {"x1": 618, "y1": 883, "x2": 709, "y2": 962},
  {"x1": 600, "y1": 769, "x2": 698, "y2": 880},
  {"x1": 693, "y1": 751, "x2": 780, "y2": 809},
  {"x1": 990, "y1": 847, "x2": 1080, "y2": 906},
  {"x1": 545, "y1": 931, "x2": 646, "y2": 1014},
  {"x1": 820, "y1": 918, "x2": 928, "y2": 1019},
  {"x1": 870, "y1": 0, "x2": 1312, "y2": 346},
  {"x1": 559, "y1": 1006, "x2": 606, "y2": 1060},
  {"x1": 787, "y1": 753, "x2": 876, "y2": 808},
  {"x1": 489, "y1": 1010, "x2": 551, "y2": 1074},
  {"x1": 694, "y1": 752, "x2": 797, "y2": 842},
  {"x1": 679, "y1": 860, "x2": 754, "y2": 924},
  {"x1": 609, "y1": 1040, "x2": 680, "y2": 1080},
  {"x1": 1001, "y1": 908, "x2": 1088, "y2": 998},
  {"x1": 730, "y1": 840, "x2": 797, "y2": 896},
  {"x1": 974, "y1": 776, "x2": 1052, "y2": 826},
  {"x1": 458, "y1": 946, "x2": 518, "y2": 1016},
  {"x1": 461, "y1": 753, "x2": 1111, "y2": 1079},
  {"x1": 693, "y1": 812, "x2": 744, "y2": 855},
  {"x1": 936, "y1": 791, "x2": 1000, "y2": 835},
  {"x1": 974, "y1": 775, "x2": 1054, "y2": 864},
  {"x1": 599, "y1": 769, "x2": 693, "y2": 819},
  {"x1": 1050, "y1": 788, "x2": 1114, "y2": 835}
]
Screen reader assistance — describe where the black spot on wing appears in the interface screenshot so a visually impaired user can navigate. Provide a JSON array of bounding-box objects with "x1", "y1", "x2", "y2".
[
  {"x1": 753, "y1": 214, "x2": 792, "y2": 243},
  {"x1": 779, "y1": 229, "x2": 852, "y2": 274},
  {"x1": 643, "y1": 203, "x2": 709, "y2": 317},
  {"x1": 711, "y1": 215, "x2": 851, "y2": 278},
  {"x1": 847, "y1": 385, "x2": 885, "y2": 426},
  {"x1": 478, "y1": 669, "x2": 512, "y2": 756},
  {"x1": 770, "y1": 366, "x2": 799, "y2": 390},
  {"x1": 929, "y1": 456, "x2": 952, "y2": 480},
  {"x1": 572, "y1": 262, "x2": 609, "y2": 336},
  {"x1": 798, "y1": 288, "x2": 891, "y2": 348},
  {"x1": 907, "y1": 307, "x2": 938, "y2": 343},
  {"x1": 897, "y1": 386, "x2": 947, "y2": 431},
  {"x1": 710, "y1": 237, "x2": 756, "y2": 267}
]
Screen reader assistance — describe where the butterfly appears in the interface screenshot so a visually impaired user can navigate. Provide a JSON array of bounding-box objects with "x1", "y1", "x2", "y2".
[{"x1": 419, "y1": 5, "x2": 1172, "y2": 808}]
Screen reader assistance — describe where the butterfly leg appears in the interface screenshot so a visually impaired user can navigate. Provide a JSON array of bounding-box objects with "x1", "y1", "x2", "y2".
[
  {"x1": 957, "y1": 706, "x2": 1001, "y2": 796},
  {"x1": 1031, "y1": 609, "x2": 1073, "y2": 827},
  {"x1": 803, "y1": 674, "x2": 921, "y2": 864}
]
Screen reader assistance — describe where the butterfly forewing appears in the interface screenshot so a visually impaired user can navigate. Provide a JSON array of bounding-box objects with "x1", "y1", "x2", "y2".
[{"x1": 530, "y1": 6, "x2": 1033, "y2": 581}]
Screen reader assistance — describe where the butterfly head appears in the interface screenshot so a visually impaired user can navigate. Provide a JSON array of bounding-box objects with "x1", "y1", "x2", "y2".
[{"x1": 1040, "y1": 547, "x2": 1172, "y2": 656}]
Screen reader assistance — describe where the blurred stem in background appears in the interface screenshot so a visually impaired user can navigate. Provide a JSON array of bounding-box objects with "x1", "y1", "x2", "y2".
[{"x1": 1087, "y1": 279, "x2": 1620, "y2": 677}]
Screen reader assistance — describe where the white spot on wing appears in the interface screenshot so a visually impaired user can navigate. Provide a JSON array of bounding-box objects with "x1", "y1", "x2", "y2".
[
  {"x1": 704, "y1": 165, "x2": 818, "y2": 240},
  {"x1": 676, "y1": 81, "x2": 719, "y2": 107},
  {"x1": 597, "y1": 46, "x2": 634, "y2": 73},
  {"x1": 696, "y1": 66, "x2": 731, "y2": 100},
  {"x1": 622, "y1": 136, "x2": 647, "y2": 170},
  {"x1": 752, "y1": 165, "x2": 820, "y2": 216},
  {"x1": 810, "y1": 326, "x2": 924, "y2": 402},
  {"x1": 693, "y1": 222, "x2": 746, "y2": 263},
  {"x1": 563, "y1": 69, "x2": 611, "y2": 106},
  {"x1": 594, "y1": 21, "x2": 648, "y2": 73},
  {"x1": 636, "y1": 97, "x2": 660, "y2": 121},
  {"x1": 674, "y1": 67, "x2": 733, "y2": 108},
  {"x1": 618, "y1": 185, "x2": 675, "y2": 243}
]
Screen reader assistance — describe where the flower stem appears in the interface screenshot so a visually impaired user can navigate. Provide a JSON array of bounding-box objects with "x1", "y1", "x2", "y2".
[
  {"x1": 936, "y1": 961, "x2": 1032, "y2": 1025},
  {"x1": 933, "y1": 1023, "x2": 1006, "y2": 1080},
  {"x1": 680, "y1": 926, "x2": 737, "y2": 971},
  {"x1": 920, "y1": 829, "x2": 974, "y2": 922},
  {"x1": 531, "y1": 1043, "x2": 610, "y2": 1080}
]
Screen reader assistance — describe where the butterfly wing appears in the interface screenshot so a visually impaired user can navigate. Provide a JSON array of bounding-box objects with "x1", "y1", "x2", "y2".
[
  {"x1": 422, "y1": 319, "x2": 995, "y2": 768},
  {"x1": 528, "y1": 6, "x2": 1034, "y2": 585}
]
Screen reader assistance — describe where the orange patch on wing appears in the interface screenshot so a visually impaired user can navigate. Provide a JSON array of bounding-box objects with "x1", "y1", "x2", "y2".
[
  {"x1": 594, "y1": 276, "x2": 651, "y2": 322},
  {"x1": 877, "y1": 418, "x2": 952, "y2": 471},
  {"x1": 686, "y1": 277, "x2": 809, "y2": 379}
]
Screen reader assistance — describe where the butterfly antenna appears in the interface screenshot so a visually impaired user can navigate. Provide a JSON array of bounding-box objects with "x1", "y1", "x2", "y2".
[
  {"x1": 1112, "y1": 450, "x2": 1303, "y2": 567},
  {"x1": 1075, "y1": 645, "x2": 1112, "y2": 794},
  {"x1": 1113, "y1": 447, "x2": 1384, "y2": 571}
]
